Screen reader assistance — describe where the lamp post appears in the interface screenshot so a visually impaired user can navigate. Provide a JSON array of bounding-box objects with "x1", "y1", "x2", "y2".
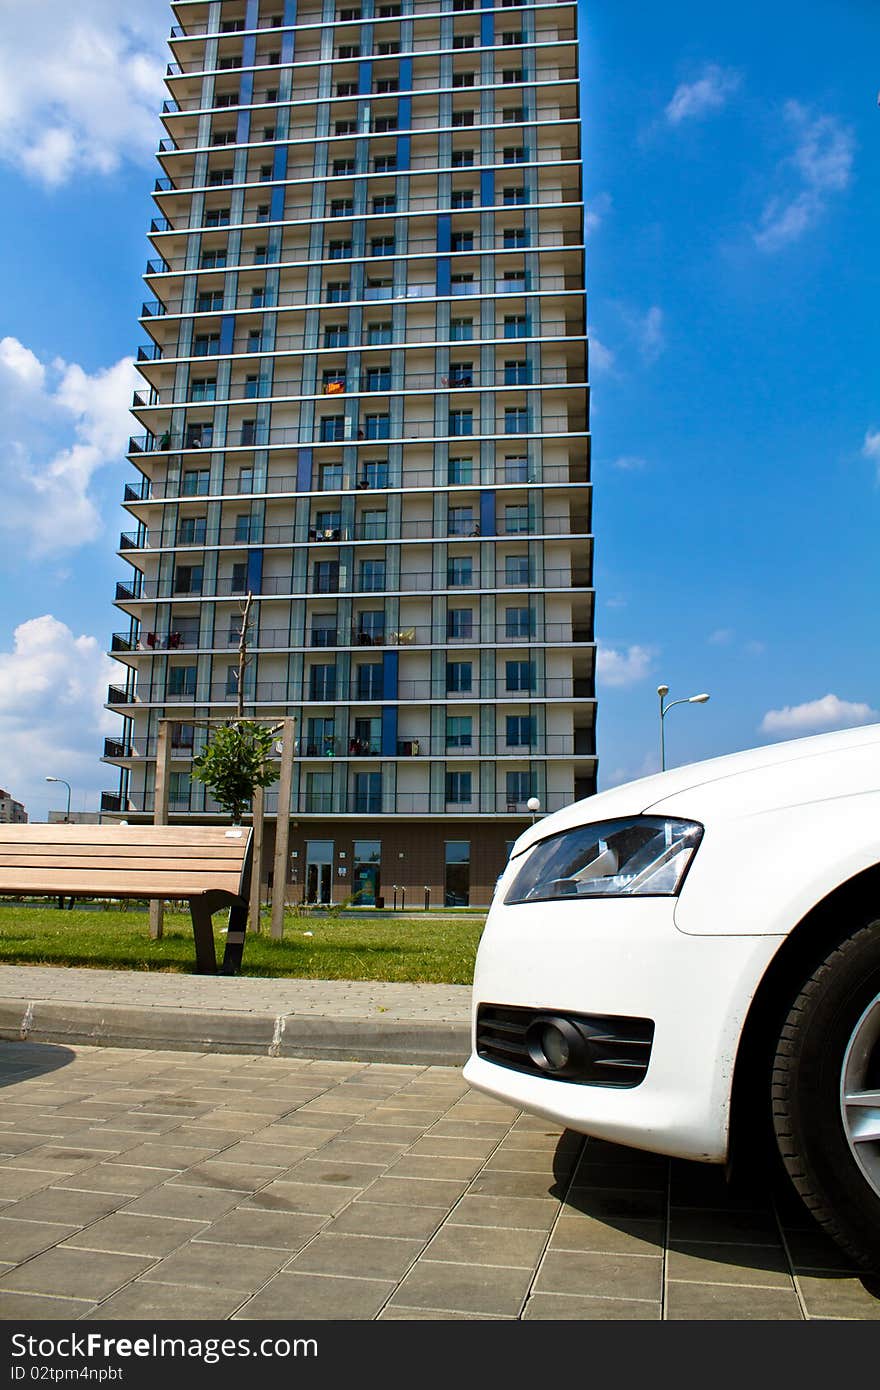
[
  {"x1": 45, "y1": 776, "x2": 72, "y2": 822},
  {"x1": 526, "y1": 796, "x2": 541, "y2": 825},
  {"x1": 657, "y1": 686, "x2": 710, "y2": 772}
]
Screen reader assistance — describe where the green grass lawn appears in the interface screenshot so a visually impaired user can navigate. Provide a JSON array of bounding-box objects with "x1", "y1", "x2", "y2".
[{"x1": 0, "y1": 905, "x2": 485, "y2": 984}]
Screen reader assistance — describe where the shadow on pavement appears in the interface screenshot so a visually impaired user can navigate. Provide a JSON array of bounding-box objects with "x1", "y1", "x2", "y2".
[{"x1": 0, "y1": 1040, "x2": 77, "y2": 1086}]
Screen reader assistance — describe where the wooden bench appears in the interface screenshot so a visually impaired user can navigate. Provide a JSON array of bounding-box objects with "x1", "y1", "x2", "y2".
[{"x1": 0, "y1": 825, "x2": 254, "y2": 975}]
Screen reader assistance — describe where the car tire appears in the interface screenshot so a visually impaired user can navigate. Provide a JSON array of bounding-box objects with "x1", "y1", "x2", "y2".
[{"x1": 771, "y1": 921, "x2": 880, "y2": 1269}]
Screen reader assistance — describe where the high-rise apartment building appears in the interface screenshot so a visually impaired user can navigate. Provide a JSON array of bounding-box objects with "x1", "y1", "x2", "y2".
[{"x1": 105, "y1": 0, "x2": 595, "y2": 907}]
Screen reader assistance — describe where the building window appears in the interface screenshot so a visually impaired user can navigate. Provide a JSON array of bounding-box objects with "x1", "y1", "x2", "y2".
[
  {"x1": 330, "y1": 197, "x2": 354, "y2": 216},
  {"x1": 449, "y1": 409, "x2": 473, "y2": 436},
  {"x1": 371, "y1": 236, "x2": 396, "y2": 257},
  {"x1": 172, "y1": 565, "x2": 203, "y2": 596},
  {"x1": 374, "y1": 77, "x2": 399, "y2": 94},
  {"x1": 505, "y1": 660, "x2": 534, "y2": 691},
  {"x1": 450, "y1": 190, "x2": 474, "y2": 209},
  {"x1": 366, "y1": 366, "x2": 392, "y2": 391},
  {"x1": 505, "y1": 605, "x2": 534, "y2": 637},
  {"x1": 445, "y1": 772, "x2": 472, "y2": 803},
  {"x1": 356, "y1": 664, "x2": 383, "y2": 699},
  {"x1": 328, "y1": 239, "x2": 352, "y2": 259},
  {"x1": 451, "y1": 110, "x2": 474, "y2": 127},
  {"x1": 361, "y1": 459, "x2": 389, "y2": 487},
  {"x1": 357, "y1": 610, "x2": 385, "y2": 644},
  {"x1": 336, "y1": 81, "x2": 357, "y2": 97},
  {"x1": 506, "y1": 716, "x2": 535, "y2": 747},
  {"x1": 451, "y1": 231, "x2": 473, "y2": 252},
  {"x1": 447, "y1": 608, "x2": 474, "y2": 639},
  {"x1": 450, "y1": 318, "x2": 473, "y2": 341},
  {"x1": 320, "y1": 416, "x2": 345, "y2": 442},
  {"x1": 326, "y1": 281, "x2": 351, "y2": 302},
  {"x1": 309, "y1": 664, "x2": 337, "y2": 700},
  {"x1": 504, "y1": 359, "x2": 530, "y2": 385},
  {"x1": 313, "y1": 561, "x2": 340, "y2": 594},
  {"x1": 447, "y1": 555, "x2": 473, "y2": 586},
  {"x1": 504, "y1": 226, "x2": 528, "y2": 247},
  {"x1": 177, "y1": 515, "x2": 206, "y2": 544},
  {"x1": 352, "y1": 772, "x2": 382, "y2": 814},
  {"x1": 448, "y1": 456, "x2": 472, "y2": 484},
  {"x1": 305, "y1": 771, "x2": 333, "y2": 814},
  {"x1": 376, "y1": 40, "x2": 402, "y2": 55},
  {"x1": 502, "y1": 69, "x2": 524, "y2": 84},
  {"x1": 324, "y1": 325, "x2": 349, "y2": 347},
  {"x1": 193, "y1": 333, "x2": 220, "y2": 355},
  {"x1": 337, "y1": 44, "x2": 361, "y2": 58},
  {"x1": 320, "y1": 463, "x2": 344, "y2": 491},
  {"x1": 372, "y1": 114, "x2": 398, "y2": 133},
  {"x1": 196, "y1": 291, "x2": 223, "y2": 312},
  {"x1": 452, "y1": 35, "x2": 476, "y2": 49},
  {"x1": 181, "y1": 469, "x2": 210, "y2": 496},
  {"x1": 445, "y1": 716, "x2": 472, "y2": 748},
  {"x1": 506, "y1": 771, "x2": 535, "y2": 806},
  {"x1": 358, "y1": 509, "x2": 387, "y2": 540},
  {"x1": 502, "y1": 185, "x2": 527, "y2": 205},
  {"x1": 168, "y1": 665, "x2": 197, "y2": 696},
  {"x1": 505, "y1": 553, "x2": 530, "y2": 585},
  {"x1": 367, "y1": 321, "x2": 392, "y2": 344},
  {"x1": 503, "y1": 107, "x2": 525, "y2": 124},
  {"x1": 445, "y1": 839, "x2": 470, "y2": 904},
  {"x1": 364, "y1": 413, "x2": 391, "y2": 439},
  {"x1": 448, "y1": 506, "x2": 476, "y2": 536},
  {"x1": 451, "y1": 150, "x2": 474, "y2": 167},
  {"x1": 373, "y1": 194, "x2": 397, "y2": 214},
  {"x1": 446, "y1": 661, "x2": 472, "y2": 693},
  {"x1": 310, "y1": 617, "x2": 337, "y2": 650},
  {"x1": 373, "y1": 154, "x2": 397, "y2": 172},
  {"x1": 332, "y1": 158, "x2": 356, "y2": 177},
  {"x1": 359, "y1": 559, "x2": 386, "y2": 592},
  {"x1": 504, "y1": 504, "x2": 529, "y2": 533},
  {"x1": 448, "y1": 362, "x2": 473, "y2": 387},
  {"x1": 335, "y1": 119, "x2": 358, "y2": 135},
  {"x1": 451, "y1": 272, "x2": 475, "y2": 294},
  {"x1": 505, "y1": 407, "x2": 530, "y2": 434},
  {"x1": 190, "y1": 378, "x2": 216, "y2": 401},
  {"x1": 452, "y1": 71, "x2": 475, "y2": 87}
]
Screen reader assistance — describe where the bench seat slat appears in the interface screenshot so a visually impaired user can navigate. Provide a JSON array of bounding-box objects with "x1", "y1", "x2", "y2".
[
  {"x1": 0, "y1": 855, "x2": 247, "y2": 873},
  {"x1": 1, "y1": 870, "x2": 245, "y2": 896},
  {"x1": 0, "y1": 846, "x2": 246, "y2": 865}
]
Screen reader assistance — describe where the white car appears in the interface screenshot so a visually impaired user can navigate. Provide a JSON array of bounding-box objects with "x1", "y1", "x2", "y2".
[{"x1": 464, "y1": 723, "x2": 880, "y2": 1268}]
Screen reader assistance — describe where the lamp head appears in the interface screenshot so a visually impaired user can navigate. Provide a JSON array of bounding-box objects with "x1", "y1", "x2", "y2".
[
  {"x1": 526, "y1": 797, "x2": 541, "y2": 813},
  {"x1": 690, "y1": 693, "x2": 710, "y2": 704},
  {"x1": 45, "y1": 776, "x2": 58, "y2": 783},
  {"x1": 657, "y1": 684, "x2": 669, "y2": 698}
]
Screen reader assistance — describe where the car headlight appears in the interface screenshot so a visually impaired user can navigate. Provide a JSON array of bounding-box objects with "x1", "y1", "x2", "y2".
[{"x1": 505, "y1": 816, "x2": 703, "y2": 904}]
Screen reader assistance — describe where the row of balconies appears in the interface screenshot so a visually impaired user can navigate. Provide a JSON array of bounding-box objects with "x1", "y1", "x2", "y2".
[
  {"x1": 114, "y1": 564, "x2": 591, "y2": 602},
  {"x1": 166, "y1": 1, "x2": 567, "y2": 44},
  {"x1": 144, "y1": 230, "x2": 579, "y2": 279},
  {"x1": 146, "y1": 188, "x2": 579, "y2": 240},
  {"x1": 119, "y1": 513, "x2": 584, "y2": 553},
  {"x1": 135, "y1": 321, "x2": 585, "y2": 365},
  {"x1": 129, "y1": 411, "x2": 582, "y2": 454},
  {"x1": 110, "y1": 620, "x2": 591, "y2": 654},
  {"x1": 123, "y1": 463, "x2": 586, "y2": 505},
  {"x1": 103, "y1": 730, "x2": 595, "y2": 760},
  {"x1": 108, "y1": 789, "x2": 587, "y2": 819},
  {"x1": 108, "y1": 673, "x2": 595, "y2": 706},
  {"x1": 131, "y1": 365, "x2": 583, "y2": 411},
  {"x1": 165, "y1": 33, "x2": 569, "y2": 81}
]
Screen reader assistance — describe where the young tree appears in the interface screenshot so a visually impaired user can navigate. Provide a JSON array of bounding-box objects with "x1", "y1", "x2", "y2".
[{"x1": 191, "y1": 721, "x2": 278, "y2": 823}]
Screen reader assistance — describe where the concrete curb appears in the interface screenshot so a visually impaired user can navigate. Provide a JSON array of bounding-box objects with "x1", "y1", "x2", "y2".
[{"x1": 0, "y1": 998, "x2": 471, "y2": 1065}]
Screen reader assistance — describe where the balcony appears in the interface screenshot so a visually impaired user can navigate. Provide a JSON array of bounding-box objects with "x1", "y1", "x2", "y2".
[
  {"x1": 107, "y1": 685, "x2": 131, "y2": 705},
  {"x1": 100, "y1": 793, "x2": 124, "y2": 812}
]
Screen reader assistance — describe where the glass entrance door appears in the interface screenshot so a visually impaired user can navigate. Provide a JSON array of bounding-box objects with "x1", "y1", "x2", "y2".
[{"x1": 305, "y1": 840, "x2": 334, "y2": 904}]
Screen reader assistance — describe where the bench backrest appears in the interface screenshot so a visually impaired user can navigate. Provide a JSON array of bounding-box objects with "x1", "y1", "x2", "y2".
[{"x1": 0, "y1": 825, "x2": 253, "y2": 902}]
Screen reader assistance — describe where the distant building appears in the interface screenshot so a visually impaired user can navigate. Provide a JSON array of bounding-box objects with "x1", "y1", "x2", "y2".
[
  {"x1": 0, "y1": 789, "x2": 27, "y2": 823},
  {"x1": 47, "y1": 811, "x2": 101, "y2": 825}
]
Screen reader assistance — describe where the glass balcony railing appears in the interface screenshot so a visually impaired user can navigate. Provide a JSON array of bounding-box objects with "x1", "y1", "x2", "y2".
[{"x1": 114, "y1": 567, "x2": 592, "y2": 603}]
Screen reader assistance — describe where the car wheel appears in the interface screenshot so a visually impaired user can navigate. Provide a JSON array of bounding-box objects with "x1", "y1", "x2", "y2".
[{"x1": 771, "y1": 921, "x2": 880, "y2": 1269}]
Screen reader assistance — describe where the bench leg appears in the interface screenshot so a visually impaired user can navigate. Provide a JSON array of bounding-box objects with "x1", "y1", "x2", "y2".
[
  {"x1": 220, "y1": 901, "x2": 248, "y2": 976},
  {"x1": 189, "y1": 900, "x2": 218, "y2": 974}
]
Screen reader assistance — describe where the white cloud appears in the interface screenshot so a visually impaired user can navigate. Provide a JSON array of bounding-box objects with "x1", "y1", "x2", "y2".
[
  {"x1": 589, "y1": 333, "x2": 615, "y2": 373},
  {"x1": 602, "y1": 752, "x2": 661, "y2": 790},
  {"x1": 0, "y1": 615, "x2": 117, "y2": 818},
  {"x1": 636, "y1": 306, "x2": 665, "y2": 363},
  {"x1": 759, "y1": 693, "x2": 879, "y2": 738},
  {"x1": 584, "y1": 191, "x2": 612, "y2": 235},
  {"x1": 863, "y1": 429, "x2": 880, "y2": 481},
  {"x1": 665, "y1": 65, "x2": 741, "y2": 125},
  {"x1": 754, "y1": 102, "x2": 854, "y2": 252},
  {"x1": 0, "y1": 336, "x2": 138, "y2": 555},
  {"x1": 0, "y1": 1, "x2": 167, "y2": 186},
  {"x1": 596, "y1": 644, "x2": 654, "y2": 688},
  {"x1": 708, "y1": 628, "x2": 734, "y2": 646},
  {"x1": 612, "y1": 455, "x2": 647, "y2": 472}
]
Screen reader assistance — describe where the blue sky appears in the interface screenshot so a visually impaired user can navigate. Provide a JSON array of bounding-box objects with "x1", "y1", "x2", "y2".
[{"x1": 0, "y1": 0, "x2": 877, "y2": 819}]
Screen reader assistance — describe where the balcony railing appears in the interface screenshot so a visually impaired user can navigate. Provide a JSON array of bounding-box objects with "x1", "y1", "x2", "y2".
[
  {"x1": 114, "y1": 567, "x2": 592, "y2": 602},
  {"x1": 121, "y1": 461, "x2": 587, "y2": 504},
  {"x1": 120, "y1": 515, "x2": 586, "y2": 552},
  {"x1": 133, "y1": 788, "x2": 588, "y2": 817},
  {"x1": 128, "y1": 413, "x2": 585, "y2": 455},
  {"x1": 110, "y1": 622, "x2": 591, "y2": 656},
  {"x1": 102, "y1": 732, "x2": 596, "y2": 762},
  {"x1": 108, "y1": 675, "x2": 596, "y2": 707}
]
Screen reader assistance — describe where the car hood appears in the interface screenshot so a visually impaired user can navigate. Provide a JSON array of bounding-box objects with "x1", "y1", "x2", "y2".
[{"x1": 512, "y1": 722, "x2": 880, "y2": 856}]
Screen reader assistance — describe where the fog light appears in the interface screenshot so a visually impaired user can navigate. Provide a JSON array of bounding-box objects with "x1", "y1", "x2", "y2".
[{"x1": 525, "y1": 1016, "x2": 586, "y2": 1077}]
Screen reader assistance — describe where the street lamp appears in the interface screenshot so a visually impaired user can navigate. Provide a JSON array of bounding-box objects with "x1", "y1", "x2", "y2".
[
  {"x1": 526, "y1": 796, "x2": 541, "y2": 824},
  {"x1": 657, "y1": 686, "x2": 710, "y2": 772},
  {"x1": 45, "y1": 776, "x2": 72, "y2": 822}
]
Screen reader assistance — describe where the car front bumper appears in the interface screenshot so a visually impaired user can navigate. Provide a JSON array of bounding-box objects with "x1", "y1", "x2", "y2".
[{"x1": 463, "y1": 898, "x2": 783, "y2": 1162}]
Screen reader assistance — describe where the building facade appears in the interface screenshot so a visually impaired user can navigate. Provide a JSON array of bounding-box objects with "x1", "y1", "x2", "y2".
[
  {"x1": 0, "y1": 790, "x2": 27, "y2": 824},
  {"x1": 104, "y1": 0, "x2": 595, "y2": 907}
]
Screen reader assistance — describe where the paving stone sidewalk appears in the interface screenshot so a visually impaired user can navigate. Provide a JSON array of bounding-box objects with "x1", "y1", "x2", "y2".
[
  {"x1": 0, "y1": 966, "x2": 471, "y2": 1063},
  {"x1": 1, "y1": 1040, "x2": 878, "y2": 1321}
]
